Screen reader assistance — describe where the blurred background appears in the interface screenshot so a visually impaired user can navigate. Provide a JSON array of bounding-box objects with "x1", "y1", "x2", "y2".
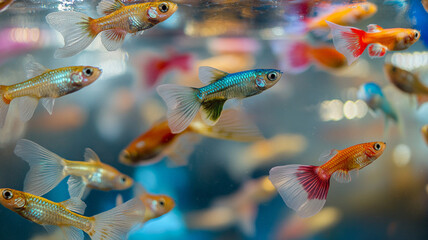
[{"x1": 1, "y1": 0, "x2": 428, "y2": 239}]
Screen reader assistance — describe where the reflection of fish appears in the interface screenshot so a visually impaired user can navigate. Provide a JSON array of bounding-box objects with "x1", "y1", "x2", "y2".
[
  {"x1": 358, "y1": 82, "x2": 398, "y2": 123},
  {"x1": 14, "y1": 139, "x2": 133, "y2": 199},
  {"x1": 269, "y1": 142, "x2": 386, "y2": 217},
  {"x1": 46, "y1": 0, "x2": 177, "y2": 57},
  {"x1": 0, "y1": 188, "x2": 144, "y2": 240},
  {"x1": 120, "y1": 109, "x2": 263, "y2": 166},
  {"x1": 0, "y1": 56, "x2": 101, "y2": 127},
  {"x1": 157, "y1": 67, "x2": 282, "y2": 133},
  {"x1": 328, "y1": 22, "x2": 420, "y2": 64}
]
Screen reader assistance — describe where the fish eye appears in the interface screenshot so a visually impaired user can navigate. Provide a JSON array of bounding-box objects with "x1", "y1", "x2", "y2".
[
  {"x1": 415, "y1": 31, "x2": 419, "y2": 39},
  {"x1": 83, "y1": 68, "x2": 93, "y2": 77},
  {"x1": 159, "y1": 199, "x2": 165, "y2": 207},
  {"x1": 267, "y1": 71, "x2": 278, "y2": 81},
  {"x1": 120, "y1": 176, "x2": 127, "y2": 183},
  {"x1": 391, "y1": 65, "x2": 397, "y2": 72},
  {"x1": 2, "y1": 190, "x2": 13, "y2": 200},
  {"x1": 373, "y1": 143, "x2": 381, "y2": 151},
  {"x1": 159, "y1": 2, "x2": 169, "y2": 13}
]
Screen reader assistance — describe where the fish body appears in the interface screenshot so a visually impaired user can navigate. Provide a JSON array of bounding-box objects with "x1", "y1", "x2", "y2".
[
  {"x1": 119, "y1": 109, "x2": 263, "y2": 166},
  {"x1": 0, "y1": 188, "x2": 144, "y2": 240},
  {"x1": 269, "y1": 142, "x2": 386, "y2": 217},
  {"x1": 14, "y1": 139, "x2": 133, "y2": 199},
  {"x1": 357, "y1": 82, "x2": 398, "y2": 122},
  {"x1": 157, "y1": 67, "x2": 282, "y2": 133},
  {"x1": 0, "y1": 56, "x2": 101, "y2": 127},
  {"x1": 422, "y1": 124, "x2": 428, "y2": 145},
  {"x1": 46, "y1": 0, "x2": 177, "y2": 58},
  {"x1": 328, "y1": 21, "x2": 420, "y2": 64},
  {"x1": 384, "y1": 63, "x2": 428, "y2": 95}
]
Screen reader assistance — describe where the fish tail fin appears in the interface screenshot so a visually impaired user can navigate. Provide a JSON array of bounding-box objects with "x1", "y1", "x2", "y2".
[
  {"x1": 190, "y1": 109, "x2": 264, "y2": 142},
  {"x1": 0, "y1": 85, "x2": 10, "y2": 128},
  {"x1": 157, "y1": 84, "x2": 201, "y2": 134},
  {"x1": 46, "y1": 11, "x2": 97, "y2": 58},
  {"x1": 269, "y1": 164, "x2": 330, "y2": 217},
  {"x1": 14, "y1": 139, "x2": 67, "y2": 197},
  {"x1": 281, "y1": 41, "x2": 312, "y2": 74},
  {"x1": 326, "y1": 21, "x2": 367, "y2": 65},
  {"x1": 88, "y1": 197, "x2": 144, "y2": 240}
]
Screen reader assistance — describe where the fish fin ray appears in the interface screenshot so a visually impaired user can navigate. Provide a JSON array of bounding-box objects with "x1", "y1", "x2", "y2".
[
  {"x1": 318, "y1": 149, "x2": 338, "y2": 162},
  {"x1": 67, "y1": 176, "x2": 87, "y2": 199},
  {"x1": 40, "y1": 98, "x2": 55, "y2": 115},
  {"x1": 157, "y1": 84, "x2": 201, "y2": 133},
  {"x1": 269, "y1": 164, "x2": 330, "y2": 217},
  {"x1": 43, "y1": 225, "x2": 59, "y2": 234},
  {"x1": 24, "y1": 55, "x2": 49, "y2": 79},
  {"x1": 198, "y1": 66, "x2": 229, "y2": 84},
  {"x1": 332, "y1": 169, "x2": 352, "y2": 183},
  {"x1": 15, "y1": 96, "x2": 38, "y2": 122},
  {"x1": 368, "y1": 44, "x2": 387, "y2": 58},
  {"x1": 84, "y1": 148, "x2": 101, "y2": 162},
  {"x1": 14, "y1": 139, "x2": 66, "y2": 197},
  {"x1": 166, "y1": 133, "x2": 201, "y2": 166},
  {"x1": 200, "y1": 99, "x2": 226, "y2": 126},
  {"x1": 61, "y1": 197, "x2": 86, "y2": 214},
  {"x1": 101, "y1": 29, "x2": 126, "y2": 51},
  {"x1": 97, "y1": 0, "x2": 124, "y2": 16},
  {"x1": 63, "y1": 226, "x2": 84, "y2": 240},
  {"x1": 46, "y1": 11, "x2": 96, "y2": 58}
]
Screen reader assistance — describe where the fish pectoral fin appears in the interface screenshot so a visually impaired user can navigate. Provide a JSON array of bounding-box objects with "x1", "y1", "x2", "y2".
[
  {"x1": 24, "y1": 55, "x2": 50, "y2": 79},
  {"x1": 62, "y1": 226, "x2": 84, "y2": 240},
  {"x1": 198, "y1": 66, "x2": 229, "y2": 84},
  {"x1": 67, "y1": 176, "x2": 87, "y2": 199},
  {"x1": 14, "y1": 96, "x2": 39, "y2": 122},
  {"x1": 40, "y1": 98, "x2": 55, "y2": 115},
  {"x1": 84, "y1": 148, "x2": 101, "y2": 162},
  {"x1": 43, "y1": 225, "x2": 59, "y2": 234},
  {"x1": 166, "y1": 133, "x2": 201, "y2": 166},
  {"x1": 101, "y1": 29, "x2": 127, "y2": 51},
  {"x1": 96, "y1": 0, "x2": 124, "y2": 16},
  {"x1": 368, "y1": 44, "x2": 387, "y2": 58},
  {"x1": 61, "y1": 197, "x2": 87, "y2": 214},
  {"x1": 332, "y1": 169, "x2": 352, "y2": 183},
  {"x1": 318, "y1": 149, "x2": 338, "y2": 162},
  {"x1": 367, "y1": 24, "x2": 383, "y2": 33},
  {"x1": 200, "y1": 99, "x2": 226, "y2": 126}
]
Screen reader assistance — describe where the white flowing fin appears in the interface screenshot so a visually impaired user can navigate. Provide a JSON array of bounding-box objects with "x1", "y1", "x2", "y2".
[
  {"x1": 157, "y1": 84, "x2": 201, "y2": 134},
  {"x1": 43, "y1": 225, "x2": 59, "y2": 234},
  {"x1": 89, "y1": 197, "x2": 145, "y2": 240},
  {"x1": 198, "y1": 66, "x2": 229, "y2": 84},
  {"x1": 24, "y1": 55, "x2": 49, "y2": 79},
  {"x1": 82, "y1": 188, "x2": 91, "y2": 199},
  {"x1": 67, "y1": 175, "x2": 87, "y2": 199},
  {"x1": 40, "y1": 98, "x2": 55, "y2": 115},
  {"x1": 318, "y1": 149, "x2": 338, "y2": 162},
  {"x1": 14, "y1": 139, "x2": 67, "y2": 197},
  {"x1": 62, "y1": 226, "x2": 84, "y2": 240},
  {"x1": 97, "y1": 0, "x2": 124, "y2": 16},
  {"x1": 15, "y1": 96, "x2": 38, "y2": 122},
  {"x1": 166, "y1": 133, "x2": 201, "y2": 166},
  {"x1": 84, "y1": 148, "x2": 101, "y2": 162},
  {"x1": 61, "y1": 197, "x2": 86, "y2": 214},
  {"x1": 332, "y1": 169, "x2": 352, "y2": 183},
  {"x1": 101, "y1": 29, "x2": 126, "y2": 51}
]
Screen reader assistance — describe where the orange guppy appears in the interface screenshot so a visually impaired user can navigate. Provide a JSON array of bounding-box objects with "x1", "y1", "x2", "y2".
[
  {"x1": 269, "y1": 142, "x2": 386, "y2": 218},
  {"x1": 0, "y1": 188, "x2": 144, "y2": 240},
  {"x1": 46, "y1": 0, "x2": 178, "y2": 58}
]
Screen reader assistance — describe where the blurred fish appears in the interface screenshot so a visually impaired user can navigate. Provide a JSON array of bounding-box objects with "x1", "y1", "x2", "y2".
[
  {"x1": 423, "y1": 0, "x2": 428, "y2": 12},
  {"x1": 273, "y1": 40, "x2": 346, "y2": 74},
  {"x1": 133, "y1": 49, "x2": 194, "y2": 90},
  {"x1": 14, "y1": 139, "x2": 134, "y2": 199},
  {"x1": 328, "y1": 22, "x2": 420, "y2": 64},
  {"x1": 207, "y1": 38, "x2": 261, "y2": 55},
  {"x1": 229, "y1": 134, "x2": 307, "y2": 180},
  {"x1": 157, "y1": 67, "x2": 282, "y2": 133},
  {"x1": 46, "y1": 0, "x2": 177, "y2": 58},
  {"x1": 357, "y1": 82, "x2": 398, "y2": 123},
  {"x1": 384, "y1": 0, "x2": 408, "y2": 15},
  {"x1": 120, "y1": 109, "x2": 263, "y2": 166},
  {"x1": 0, "y1": 188, "x2": 144, "y2": 240},
  {"x1": 186, "y1": 176, "x2": 276, "y2": 236},
  {"x1": 0, "y1": 0, "x2": 13, "y2": 13},
  {"x1": 384, "y1": 63, "x2": 428, "y2": 106},
  {"x1": 0, "y1": 55, "x2": 101, "y2": 128},
  {"x1": 422, "y1": 124, "x2": 428, "y2": 145},
  {"x1": 0, "y1": 28, "x2": 42, "y2": 65},
  {"x1": 269, "y1": 142, "x2": 386, "y2": 217},
  {"x1": 30, "y1": 104, "x2": 87, "y2": 132}
]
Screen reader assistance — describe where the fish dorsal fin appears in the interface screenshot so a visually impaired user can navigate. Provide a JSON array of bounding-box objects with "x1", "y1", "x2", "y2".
[
  {"x1": 24, "y1": 55, "x2": 50, "y2": 79},
  {"x1": 61, "y1": 197, "x2": 86, "y2": 214},
  {"x1": 318, "y1": 149, "x2": 338, "y2": 162},
  {"x1": 84, "y1": 148, "x2": 101, "y2": 162},
  {"x1": 198, "y1": 66, "x2": 229, "y2": 84},
  {"x1": 367, "y1": 24, "x2": 383, "y2": 33},
  {"x1": 133, "y1": 183, "x2": 147, "y2": 197},
  {"x1": 332, "y1": 169, "x2": 352, "y2": 183},
  {"x1": 97, "y1": 0, "x2": 125, "y2": 16}
]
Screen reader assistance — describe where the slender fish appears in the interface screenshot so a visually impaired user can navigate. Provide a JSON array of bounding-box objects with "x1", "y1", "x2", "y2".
[{"x1": 357, "y1": 82, "x2": 398, "y2": 123}]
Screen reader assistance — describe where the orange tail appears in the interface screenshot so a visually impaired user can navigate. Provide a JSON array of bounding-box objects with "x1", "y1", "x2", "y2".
[{"x1": 0, "y1": 85, "x2": 10, "y2": 128}]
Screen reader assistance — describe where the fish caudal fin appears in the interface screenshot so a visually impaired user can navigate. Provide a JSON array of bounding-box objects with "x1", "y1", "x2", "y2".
[
  {"x1": 326, "y1": 21, "x2": 367, "y2": 65},
  {"x1": 14, "y1": 139, "x2": 67, "y2": 197},
  {"x1": 269, "y1": 164, "x2": 330, "y2": 217},
  {"x1": 0, "y1": 85, "x2": 10, "y2": 128},
  {"x1": 88, "y1": 197, "x2": 144, "y2": 240},
  {"x1": 46, "y1": 11, "x2": 97, "y2": 58},
  {"x1": 281, "y1": 41, "x2": 312, "y2": 74},
  {"x1": 157, "y1": 84, "x2": 201, "y2": 134}
]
